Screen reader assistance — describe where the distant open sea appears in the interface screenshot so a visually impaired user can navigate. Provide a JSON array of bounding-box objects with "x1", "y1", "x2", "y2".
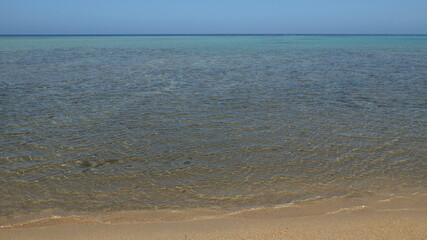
[{"x1": 0, "y1": 35, "x2": 426, "y2": 222}]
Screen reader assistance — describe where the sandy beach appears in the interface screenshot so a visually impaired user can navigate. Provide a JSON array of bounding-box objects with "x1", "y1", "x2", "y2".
[
  {"x1": 2, "y1": 194, "x2": 426, "y2": 240},
  {"x1": 2, "y1": 0, "x2": 427, "y2": 238},
  {"x1": 2, "y1": 35, "x2": 427, "y2": 239}
]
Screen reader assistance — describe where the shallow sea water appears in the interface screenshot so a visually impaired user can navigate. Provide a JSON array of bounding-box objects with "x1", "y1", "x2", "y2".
[{"x1": 0, "y1": 35, "x2": 426, "y2": 219}]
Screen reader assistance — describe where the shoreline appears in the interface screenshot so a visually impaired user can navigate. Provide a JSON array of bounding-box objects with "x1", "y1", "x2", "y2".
[{"x1": 1, "y1": 193, "x2": 426, "y2": 239}]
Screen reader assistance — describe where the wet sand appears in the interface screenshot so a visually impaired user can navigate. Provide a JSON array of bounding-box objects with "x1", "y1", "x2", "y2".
[{"x1": 1, "y1": 194, "x2": 426, "y2": 240}]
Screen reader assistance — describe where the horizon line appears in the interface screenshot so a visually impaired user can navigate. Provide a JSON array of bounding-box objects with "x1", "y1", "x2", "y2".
[{"x1": 1, "y1": 33, "x2": 427, "y2": 37}]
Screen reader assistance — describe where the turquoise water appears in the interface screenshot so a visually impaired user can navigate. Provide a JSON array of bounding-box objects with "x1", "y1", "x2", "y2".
[{"x1": 0, "y1": 35, "x2": 426, "y2": 219}]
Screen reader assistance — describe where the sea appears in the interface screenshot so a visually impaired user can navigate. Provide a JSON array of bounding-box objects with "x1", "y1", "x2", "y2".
[{"x1": 0, "y1": 35, "x2": 426, "y2": 224}]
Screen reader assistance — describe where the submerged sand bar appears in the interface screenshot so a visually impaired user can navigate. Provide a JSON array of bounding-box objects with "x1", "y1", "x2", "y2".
[{"x1": 1, "y1": 193, "x2": 426, "y2": 240}]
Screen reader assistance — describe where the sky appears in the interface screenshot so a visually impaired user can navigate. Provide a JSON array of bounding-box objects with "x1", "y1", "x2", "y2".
[{"x1": 1, "y1": 0, "x2": 426, "y2": 34}]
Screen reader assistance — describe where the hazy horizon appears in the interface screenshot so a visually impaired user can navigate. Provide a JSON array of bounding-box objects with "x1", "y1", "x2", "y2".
[
  {"x1": 1, "y1": 34, "x2": 427, "y2": 36},
  {"x1": 1, "y1": 0, "x2": 426, "y2": 35}
]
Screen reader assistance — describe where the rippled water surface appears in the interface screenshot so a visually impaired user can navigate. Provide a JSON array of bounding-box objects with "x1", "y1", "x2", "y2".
[{"x1": 0, "y1": 35, "x2": 426, "y2": 218}]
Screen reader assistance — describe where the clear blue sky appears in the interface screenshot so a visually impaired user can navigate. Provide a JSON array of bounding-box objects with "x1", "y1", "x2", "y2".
[{"x1": 1, "y1": 0, "x2": 426, "y2": 34}]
